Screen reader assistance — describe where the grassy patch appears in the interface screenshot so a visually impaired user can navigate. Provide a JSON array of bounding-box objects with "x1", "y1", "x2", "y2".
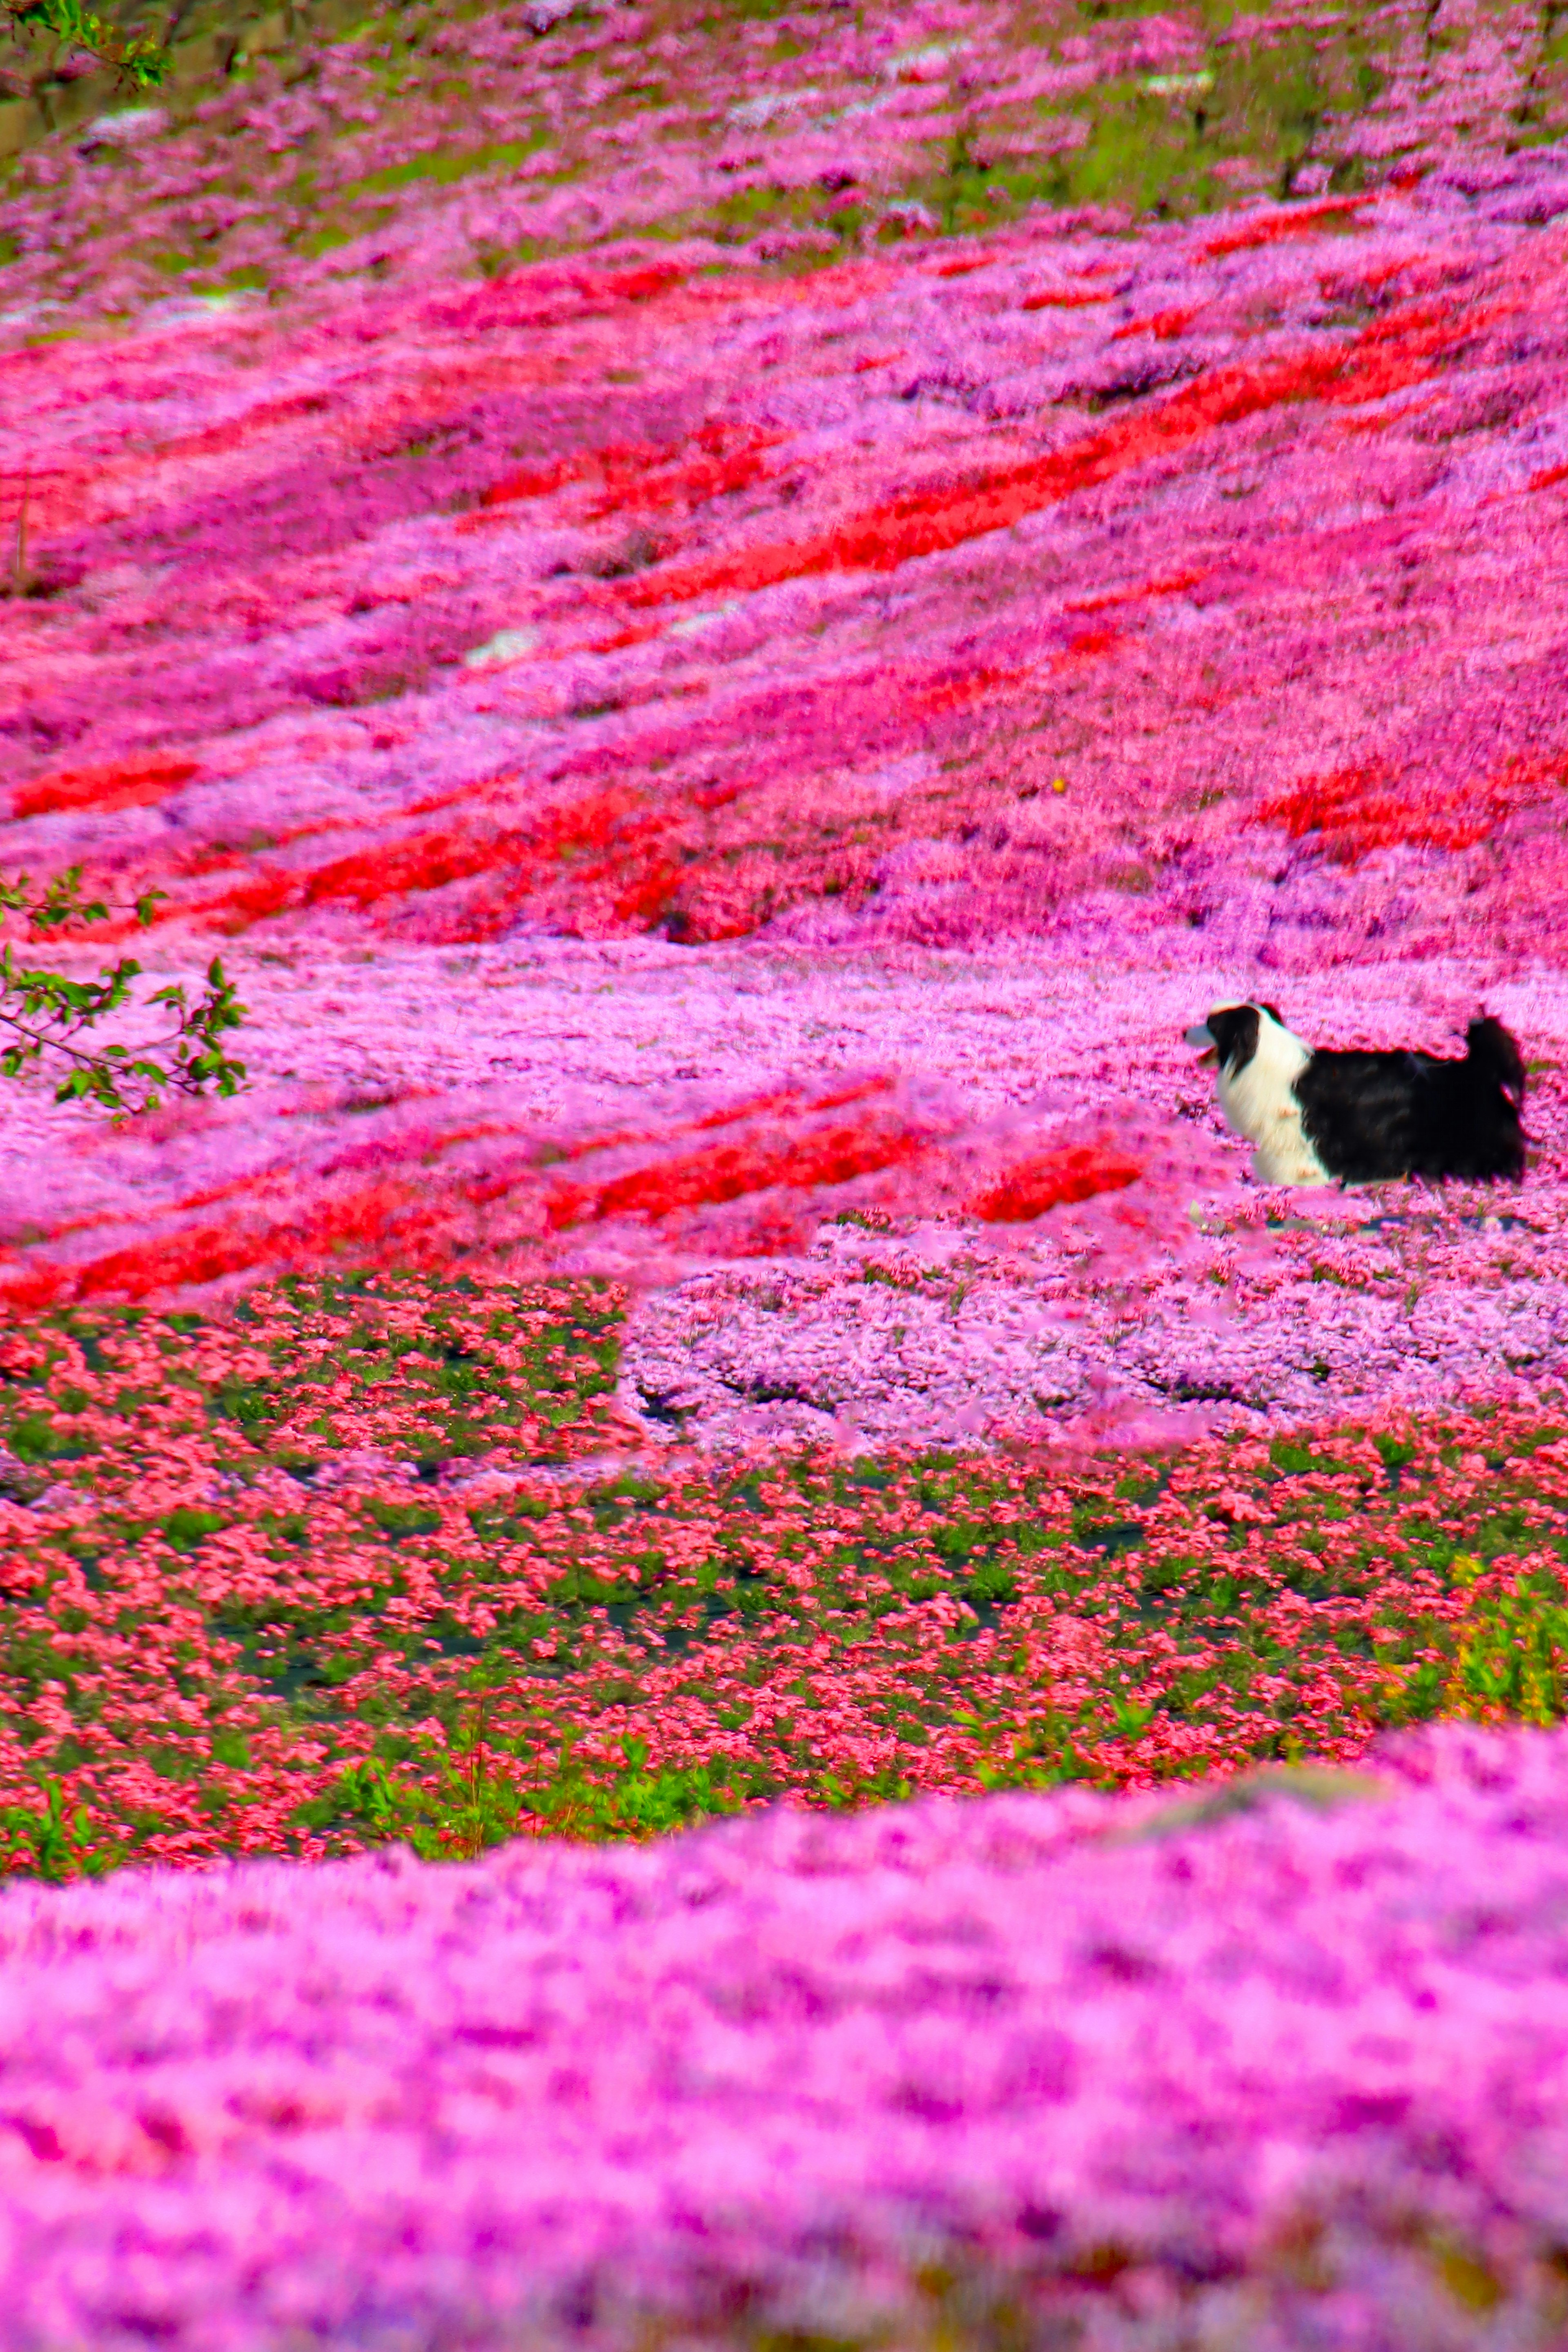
[{"x1": 341, "y1": 133, "x2": 552, "y2": 200}]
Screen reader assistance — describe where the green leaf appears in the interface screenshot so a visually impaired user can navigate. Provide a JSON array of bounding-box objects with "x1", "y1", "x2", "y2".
[
  {"x1": 0, "y1": 867, "x2": 247, "y2": 1117},
  {"x1": 3, "y1": 0, "x2": 166, "y2": 86}
]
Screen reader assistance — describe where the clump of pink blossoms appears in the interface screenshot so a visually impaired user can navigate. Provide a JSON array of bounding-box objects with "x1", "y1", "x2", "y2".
[{"x1": 0, "y1": 1723, "x2": 1567, "y2": 2346}]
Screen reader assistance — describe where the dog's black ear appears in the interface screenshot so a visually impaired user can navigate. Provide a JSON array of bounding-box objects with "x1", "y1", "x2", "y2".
[
  {"x1": 1205, "y1": 1005, "x2": 1261, "y2": 1076},
  {"x1": 1261, "y1": 1004, "x2": 1283, "y2": 1027}
]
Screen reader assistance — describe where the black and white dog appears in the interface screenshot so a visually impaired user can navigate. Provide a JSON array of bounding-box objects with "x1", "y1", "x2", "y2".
[{"x1": 1185, "y1": 1004, "x2": 1527, "y2": 1186}]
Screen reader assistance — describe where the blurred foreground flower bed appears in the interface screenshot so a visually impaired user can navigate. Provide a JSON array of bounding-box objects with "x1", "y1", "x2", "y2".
[{"x1": 6, "y1": 1723, "x2": 1568, "y2": 2347}]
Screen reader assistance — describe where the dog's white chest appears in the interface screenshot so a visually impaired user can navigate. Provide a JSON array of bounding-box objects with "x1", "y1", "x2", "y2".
[{"x1": 1217, "y1": 1035, "x2": 1332, "y2": 1188}]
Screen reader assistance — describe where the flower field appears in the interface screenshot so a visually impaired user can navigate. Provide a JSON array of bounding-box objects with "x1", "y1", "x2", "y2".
[
  {"x1": 4, "y1": 1267, "x2": 1568, "y2": 1875},
  {"x1": 6, "y1": 0, "x2": 1568, "y2": 1450},
  {"x1": 9, "y1": 1726, "x2": 1568, "y2": 2348},
  {"x1": 7, "y1": 0, "x2": 1568, "y2": 2335}
]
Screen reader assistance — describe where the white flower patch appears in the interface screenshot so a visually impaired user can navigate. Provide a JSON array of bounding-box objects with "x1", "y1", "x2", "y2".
[
  {"x1": 883, "y1": 199, "x2": 938, "y2": 231},
  {"x1": 882, "y1": 42, "x2": 968, "y2": 82},
  {"x1": 668, "y1": 603, "x2": 743, "y2": 638},
  {"x1": 523, "y1": 0, "x2": 595, "y2": 31},
  {"x1": 78, "y1": 107, "x2": 168, "y2": 149},
  {"x1": 463, "y1": 627, "x2": 541, "y2": 670},
  {"x1": 726, "y1": 89, "x2": 824, "y2": 131}
]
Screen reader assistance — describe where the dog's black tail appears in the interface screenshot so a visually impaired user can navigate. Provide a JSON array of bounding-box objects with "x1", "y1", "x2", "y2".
[{"x1": 1466, "y1": 1015, "x2": 1526, "y2": 1106}]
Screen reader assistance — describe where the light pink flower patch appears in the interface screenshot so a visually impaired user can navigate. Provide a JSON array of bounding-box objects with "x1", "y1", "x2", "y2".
[{"x1": 0, "y1": 1724, "x2": 1565, "y2": 2345}]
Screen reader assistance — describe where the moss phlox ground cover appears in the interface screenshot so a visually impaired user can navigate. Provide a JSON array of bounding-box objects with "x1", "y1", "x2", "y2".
[
  {"x1": 6, "y1": 8, "x2": 1568, "y2": 1456},
  {"x1": 5, "y1": 0, "x2": 1565, "y2": 319},
  {"x1": 5, "y1": 7, "x2": 1568, "y2": 2339},
  {"x1": 0, "y1": 947, "x2": 1562, "y2": 1457},
  {"x1": 2, "y1": 1264, "x2": 1567, "y2": 1874},
  {"x1": 11, "y1": 162, "x2": 1568, "y2": 967},
  {"x1": 4, "y1": 1726, "x2": 1568, "y2": 2346}
]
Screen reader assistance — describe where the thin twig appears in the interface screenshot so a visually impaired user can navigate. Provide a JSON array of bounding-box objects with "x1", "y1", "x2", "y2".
[
  {"x1": 0, "y1": 1007, "x2": 205, "y2": 1079},
  {"x1": 8, "y1": 476, "x2": 28, "y2": 600},
  {"x1": 466, "y1": 1696, "x2": 488, "y2": 1857}
]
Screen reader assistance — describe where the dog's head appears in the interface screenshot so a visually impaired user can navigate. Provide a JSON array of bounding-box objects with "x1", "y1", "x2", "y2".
[{"x1": 1184, "y1": 1002, "x2": 1285, "y2": 1077}]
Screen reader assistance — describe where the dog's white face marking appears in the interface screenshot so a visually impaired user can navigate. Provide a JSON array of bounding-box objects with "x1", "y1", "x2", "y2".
[{"x1": 1189, "y1": 1004, "x2": 1333, "y2": 1187}]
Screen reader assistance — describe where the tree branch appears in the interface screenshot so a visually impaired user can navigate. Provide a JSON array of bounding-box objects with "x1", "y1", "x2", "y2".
[
  {"x1": 0, "y1": 868, "x2": 247, "y2": 1116},
  {"x1": 1, "y1": 0, "x2": 166, "y2": 89}
]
